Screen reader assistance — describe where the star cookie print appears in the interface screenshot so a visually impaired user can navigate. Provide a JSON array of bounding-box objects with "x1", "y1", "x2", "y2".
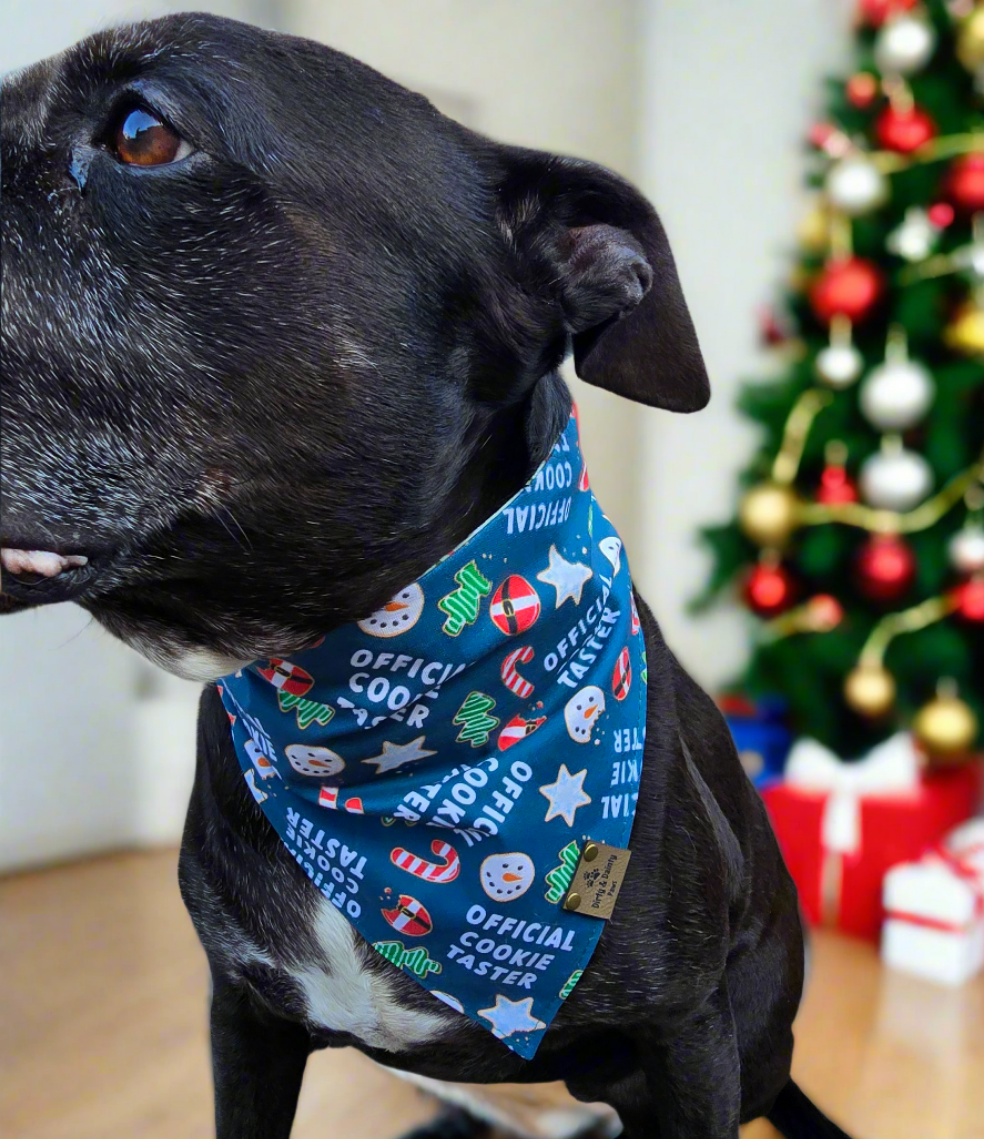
[{"x1": 216, "y1": 409, "x2": 646, "y2": 1058}]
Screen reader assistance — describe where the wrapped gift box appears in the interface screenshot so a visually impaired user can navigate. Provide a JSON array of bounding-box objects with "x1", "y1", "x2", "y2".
[
  {"x1": 720, "y1": 695, "x2": 792, "y2": 789},
  {"x1": 882, "y1": 820, "x2": 984, "y2": 986},
  {"x1": 762, "y1": 734, "x2": 982, "y2": 941}
]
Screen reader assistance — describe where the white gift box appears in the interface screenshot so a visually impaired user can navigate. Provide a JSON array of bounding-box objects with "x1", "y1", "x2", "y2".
[{"x1": 882, "y1": 822, "x2": 984, "y2": 987}]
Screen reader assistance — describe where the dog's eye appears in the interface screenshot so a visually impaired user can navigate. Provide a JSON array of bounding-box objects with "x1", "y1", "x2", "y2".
[{"x1": 112, "y1": 107, "x2": 193, "y2": 167}]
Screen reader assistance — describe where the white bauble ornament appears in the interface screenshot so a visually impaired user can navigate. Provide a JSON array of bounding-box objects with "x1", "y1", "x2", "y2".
[
  {"x1": 815, "y1": 344, "x2": 864, "y2": 389},
  {"x1": 860, "y1": 446, "x2": 934, "y2": 511},
  {"x1": 859, "y1": 359, "x2": 935, "y2": 430},
  {"x1": 887, "y1": 208, "x2": 940, "y2": 262},
  {"x1": 825, "y1": 156, "x2": 889, "y2": 217},
  {"x1": 875, "y1": 15, "x2": 937, "y2": 75},
  {"x1": 948, "y1": 526, "x2": 984, "y2": 575}
]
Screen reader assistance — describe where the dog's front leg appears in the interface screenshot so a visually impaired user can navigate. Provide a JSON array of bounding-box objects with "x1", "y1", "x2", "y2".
[
  {"x1": 210, "y1": 973, "x2": 311, "y2": 1139},
  {"x1": 585, "y1": 987, "x2": 740, "y2": 1139},
  {"x1": 641, "y1": 987, "x2": 741, "y2": 1139}
]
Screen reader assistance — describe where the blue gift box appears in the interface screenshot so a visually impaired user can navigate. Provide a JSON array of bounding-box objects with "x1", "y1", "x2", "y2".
[{"x1": 721, "y1": 696, "x2": 793, "y2": 789}]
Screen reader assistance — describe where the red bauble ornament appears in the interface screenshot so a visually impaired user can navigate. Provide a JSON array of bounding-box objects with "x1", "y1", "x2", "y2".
[
  {"x1": 744, "y1": 563, "x2": 798, "y2": 618},
  {"x1": 875, "y1": 105, "x2": 936, "y2": 154},
  {"x1": 855, "y1": 535, "x2": 916, "y2": 601},
  {"x1": 858, "y1": 0, "x2": 917, "y2": 26},
  {"x1": 810, "y1": 258, "x2": 885, "y2": 325},
  {"x1": 846, "y1": 73, "x2": 880, "y2": 109},
  {"x1": 945, "y1": 154, "x2": 984, "y2": 214},
  {"x1": 927, "y1": 202, "x2": 955, "y2": 229},
  {"x1": 759, "y1": 305, "x2": 790, "y2": 347},
  {"x1": 818, "y1": 463, "x2": 859, "y2": 505},
  {"x1": 954, "y1": 578, "x2": 984, "y2": 622}
]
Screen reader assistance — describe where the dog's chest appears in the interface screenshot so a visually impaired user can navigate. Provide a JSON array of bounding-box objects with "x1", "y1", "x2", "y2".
[{"x1": 245, "y1": 896, "x2": 452, "y2": 1053}]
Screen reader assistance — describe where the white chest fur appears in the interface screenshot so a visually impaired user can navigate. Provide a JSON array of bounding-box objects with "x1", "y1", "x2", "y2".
[{"x1": 286, "y1": 897, "x2": 451, "y2": 1052}]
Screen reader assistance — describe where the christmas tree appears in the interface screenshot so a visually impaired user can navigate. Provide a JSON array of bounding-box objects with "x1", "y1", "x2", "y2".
[{"x1": 696, "y1": 0, "x2": 984, "y2": 762}]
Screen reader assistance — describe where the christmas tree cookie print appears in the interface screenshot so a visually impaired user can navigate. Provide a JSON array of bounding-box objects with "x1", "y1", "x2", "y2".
[
  {"x1": 453, "y1": 692, "x2": 500, "y2": 747},
  {"x1": 439, "y1": 561, "x2": 492, "y2": 636}
]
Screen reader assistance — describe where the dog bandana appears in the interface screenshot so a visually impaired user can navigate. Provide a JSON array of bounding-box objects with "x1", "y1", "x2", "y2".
[{"x1": 217, "y1": 408, "x2": 645, "y2": 1058}]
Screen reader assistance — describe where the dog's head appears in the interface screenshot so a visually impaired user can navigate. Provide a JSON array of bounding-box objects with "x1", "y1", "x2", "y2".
[{"x1": 0, "y1": 13, "x2": 708, "y2": 679}]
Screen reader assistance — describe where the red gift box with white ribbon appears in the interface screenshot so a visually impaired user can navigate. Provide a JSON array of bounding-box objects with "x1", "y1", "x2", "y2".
[
  {"x1": 882, "y1": 820, "x2": 984, "y2": 986},
  {"x1": 761, "y1": 734, "x2": 982, "y2": 941}
]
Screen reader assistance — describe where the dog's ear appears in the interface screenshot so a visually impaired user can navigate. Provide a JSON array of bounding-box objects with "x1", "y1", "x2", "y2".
[{"x1": 495, "y1": 150, "x2": 709, "y2": 412}]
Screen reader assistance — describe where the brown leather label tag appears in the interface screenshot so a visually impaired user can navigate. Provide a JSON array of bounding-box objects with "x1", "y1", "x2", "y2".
[{"x1": 562, "y1": 841, "x2": 632, "y2": 920}]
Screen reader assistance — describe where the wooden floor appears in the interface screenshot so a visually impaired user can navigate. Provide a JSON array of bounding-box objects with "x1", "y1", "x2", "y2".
[{"x1": 1, "y1": 851, "x2": 982, "y2": 1139}]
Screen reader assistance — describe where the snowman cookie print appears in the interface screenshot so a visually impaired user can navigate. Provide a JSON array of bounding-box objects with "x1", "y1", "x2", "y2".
[
  {"x1": 564, "y1": 686, "x2": 607, "y2": 743},
  {"x1": 357, "y1": 582, "x2": 425, "y2": 637},
  {"x1": 481, "y1": 854, "x2": 536, "y2": 902},
  {"x1": 284, "y1": 743, "x2": 346, "y2": 777}
]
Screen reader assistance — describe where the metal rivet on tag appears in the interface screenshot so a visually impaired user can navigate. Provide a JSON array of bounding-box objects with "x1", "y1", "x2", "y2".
[
  {"x1": 582, "y1": 843, "x2": 599, "y2": 863},
  {"x1": 565, "y1": 892, "x2": 582, "y2": 912}
]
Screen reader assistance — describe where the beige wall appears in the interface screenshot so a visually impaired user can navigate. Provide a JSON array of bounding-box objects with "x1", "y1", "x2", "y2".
[
  {"x1": 287, "y1": 0, "x2": 646, "y2": 554},
  {"x1": 0, "y1": 0, "x2": 269, "y2": 871},
  {"x1": 636, "y1": 0, "x2": 856, "y2": 687}
]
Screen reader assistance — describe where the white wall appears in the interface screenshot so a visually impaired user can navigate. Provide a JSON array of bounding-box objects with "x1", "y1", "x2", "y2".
[{"x1": 636, "y1": 0, "x2": 856, "y2": 688}]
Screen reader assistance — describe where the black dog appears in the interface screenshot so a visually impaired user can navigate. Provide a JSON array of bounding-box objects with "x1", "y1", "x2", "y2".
[{"x1": 1, "y1": 15, "x2": 855, "y2": 1139}]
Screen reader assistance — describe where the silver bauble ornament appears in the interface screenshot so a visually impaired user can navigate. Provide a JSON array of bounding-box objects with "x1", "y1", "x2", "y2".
[
  {"x1": 860, "y1": 445, "x2": 934, "y2": 511},
  {"x1": 875, "y1": 15, "x2": 937, "y2": 76},
  {"x1": 948, "y1": 526, "x2": 984, "y2": 575},
  {"x1": 815, "y1": 344, "x2": 864, "y2": 389},
  {"x1": 859, "y1": 359, "x2": 935, "y2": 430},
  {"x1": 825, "y1": 156, "x2": 889, "y2": 217}
]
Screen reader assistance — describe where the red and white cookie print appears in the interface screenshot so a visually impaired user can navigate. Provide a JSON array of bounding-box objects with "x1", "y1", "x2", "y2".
[
  {"x1": 612, "y1": 647, "x2": 631, "y2": 702},
  {"x1": 257, "y1": 658, "x2": 314, "y2": 697},
  {"x1": 390, "y1": 839, "x2": 461, "y2": 884},
  {"x1": 285, "y1": 744, "x2": 345, "y2": 777},
  {"x1": 490, "y1": 576, "x2": 541, "y2": 635},
  {"x1": 630, "y1": 592, "x2": 641, "y2": 636},
  {"x1": 318, "y1": 786, "x2": 365, "y2": 813},
  {"x1": 497, "y1": 714, "x2": 547, "y2": 752},
  {"x1": 578, "y1": 464, "x2": 590, "y2": 492},
  {"x1": 382, "y1": 894, "x2": 434, "y2": 937},
  {"x1": 501, "y1": 645, "x2": 535, "y2": 698},
  {"x1": 480, "y1": 853, "x2": 536, "y2": 902},
  {"x1": 357, "y1": 582, "x2": 425, "y2": 638}
]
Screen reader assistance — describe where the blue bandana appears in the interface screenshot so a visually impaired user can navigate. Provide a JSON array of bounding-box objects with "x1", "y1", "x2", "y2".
[{"x1": 217, "y1": 409, "x2": 646, "y2": 1058}]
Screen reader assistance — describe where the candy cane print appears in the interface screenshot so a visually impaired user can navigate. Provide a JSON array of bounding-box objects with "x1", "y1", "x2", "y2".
[
  {"x1": 501, "y1": 645, "x2": 535, "y2": 698},
  {"x1": 390, "y1": 839, "x2": 461, "y2": 884}
]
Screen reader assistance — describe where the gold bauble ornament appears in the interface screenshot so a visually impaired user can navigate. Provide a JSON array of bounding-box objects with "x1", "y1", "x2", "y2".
[
  {"x1": 798, "y1": 202, "x2": 830, "y2": 253},
  {"x1": 944, "y1": 301, "x2": 984, "y2": 357},
  {"x1": 913, "y1": 693, "x2": 979, "y2": 762},
  {"x1": 844, "y1": 664, "x2": 897, "y2": 718},
  {"x1": 957, "y1": 8, "x2": 984, "y2": 72},
  {"x1": 738, "y1": 482, "x2": 802, "y2": 548}
]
